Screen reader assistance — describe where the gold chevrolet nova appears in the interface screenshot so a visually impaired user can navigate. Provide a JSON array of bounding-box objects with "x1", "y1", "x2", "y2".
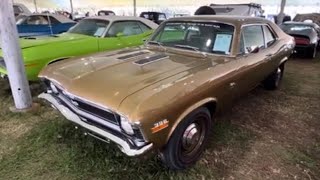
[{"x1": 38, "y1": 16, "x2": 295, "y2": 170}]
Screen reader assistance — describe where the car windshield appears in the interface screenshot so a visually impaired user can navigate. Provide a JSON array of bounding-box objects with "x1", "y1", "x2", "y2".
[
  {"x1": 149, "y1": 21, "x2": 235, "y2": 55},
  {"x1": 280, "y1": 24, "x2": 314, "y2": 35},
  {"x1": 68, "y1": 19, "x2": 109, "y2": 37}
]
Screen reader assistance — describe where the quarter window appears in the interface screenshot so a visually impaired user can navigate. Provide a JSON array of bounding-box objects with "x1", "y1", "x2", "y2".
[
  {"x1": 241, "y1": 25, "x2": 265, "y2": 53},
  {"x1": 263, "y1": 25, "x2": 276, "y2": 47},
  {"x1": 137, "y1": 22, "x2": 151, "y2": 32},
  {"x1": 25, "y1": 16, "x2": 49, "y2": 25},
  {"x1": 107, "y1": 21, "x2": 145, "y2": 37},
  {"x1": 47, "y1": 16, "x2": 60, "y2": 24}
]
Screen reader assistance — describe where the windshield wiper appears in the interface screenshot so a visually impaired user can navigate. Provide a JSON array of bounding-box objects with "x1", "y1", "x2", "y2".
[
  {"x1": 147, "y1": 41, "x2": 166, "y2": 50},
  {"x1": 174, "y1": 44, "x2": 200, "y2": 52},
  {"x1": 174, "y1": 44, "x2": 207, "y2": 57}
]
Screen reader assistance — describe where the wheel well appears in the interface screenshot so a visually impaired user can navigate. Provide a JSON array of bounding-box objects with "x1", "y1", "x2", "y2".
[
  {"x1": 203, "y1": 101, "x2": 216, "y2": 119},
  {"x1": 279, "y1": 62, "x2": 285, "y2": 72},
  {"x1": 48, "y1": 58, "x2": 69, "y2": 65}
]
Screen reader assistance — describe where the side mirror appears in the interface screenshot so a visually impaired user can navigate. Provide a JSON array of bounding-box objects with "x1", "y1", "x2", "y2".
[
  {"x1": 116, "y1": 32, "x2": 125, "y2": 37},
  {"x1": 247, "y1": 46, "x2": 260, "y2": 53}
]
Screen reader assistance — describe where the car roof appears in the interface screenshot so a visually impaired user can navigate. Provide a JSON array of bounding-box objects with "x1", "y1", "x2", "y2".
[
  {"x1": 19, "y1": 13, "x2": 75, "y2": 23},
  {"x1": 85, "y1": 16, "x2": 159, "y2": 29},
  {"x1": 168, "y1": 15, "x2": 270, "y2": 25}
]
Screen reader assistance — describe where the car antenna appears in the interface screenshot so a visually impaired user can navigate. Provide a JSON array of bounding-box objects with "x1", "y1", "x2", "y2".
[{"x1": 46, "y1": 13, "x2": 54, "y2": 36}]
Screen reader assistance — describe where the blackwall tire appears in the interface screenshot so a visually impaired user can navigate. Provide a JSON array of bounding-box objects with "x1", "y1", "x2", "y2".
[
  {"x1": 160, "y1": 107, "x2": 212, "y2": 170},
  {"x1": 263, "y1": 65, "x2": 284, "y2": 90}
]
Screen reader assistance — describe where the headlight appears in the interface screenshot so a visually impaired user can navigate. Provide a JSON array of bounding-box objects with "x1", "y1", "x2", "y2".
[
  {"x1": 120, "y1": 116, "x2": 134, "y2": 135},
  {"x1": 50, "y1": 82, "x2": 59, "y2": 94}
]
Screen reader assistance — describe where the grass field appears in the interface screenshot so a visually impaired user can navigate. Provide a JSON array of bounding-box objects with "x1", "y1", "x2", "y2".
[{"x1": 0, "y1": 57, "x2": 319, "y2": 179}]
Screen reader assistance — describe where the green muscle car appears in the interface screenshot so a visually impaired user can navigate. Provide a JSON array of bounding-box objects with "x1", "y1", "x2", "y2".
[{"x1": 0, "y1": 16, "x2": 158, "y2": 81}]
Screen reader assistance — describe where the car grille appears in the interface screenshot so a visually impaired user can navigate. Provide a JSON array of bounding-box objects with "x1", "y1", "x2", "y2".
[
  {"x1": 0, "y1": 57, "x2": 5, "y2": 69},
  {"x1": 53, "y1": 85, "x2": 119, "y2": 125},
  {"x1": 44, "y1": 80, "x2": 147, "y2": 142}
]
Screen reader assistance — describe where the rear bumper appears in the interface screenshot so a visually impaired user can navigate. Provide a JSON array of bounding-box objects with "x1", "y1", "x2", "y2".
[{"x1": 38, "y1": 93, "x2": 153, "y2": 157}]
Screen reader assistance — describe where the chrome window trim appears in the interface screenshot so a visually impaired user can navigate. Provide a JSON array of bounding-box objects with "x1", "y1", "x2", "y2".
[{"x1": 239, "y1": 23, "x2": 279, "y2": 54}]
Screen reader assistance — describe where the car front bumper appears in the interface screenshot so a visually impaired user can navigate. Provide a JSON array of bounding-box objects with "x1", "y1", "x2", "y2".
[{"x1": 38, "y1": 93, "x2": 153, "y2": 157}]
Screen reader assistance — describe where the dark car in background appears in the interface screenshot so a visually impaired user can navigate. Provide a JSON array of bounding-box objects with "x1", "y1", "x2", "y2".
[
  {"x1": 294, "y1": 13, "x2": 320, "y2": 27},
  {"x1": 195, "y1": 3, "x2": 264, "y2": 17},
  {"x1": 16, "y1": 13, "x2": 76, "y2": 37},
  {"x1": 140, "y1": 11, "x2": 167, "y2": 24},
  {"x1": 98, "y1": 10, "x2": 116, "y2": 16},
  {"x1": 280, "y1": 21, "x2": 320, "y2": 58}
]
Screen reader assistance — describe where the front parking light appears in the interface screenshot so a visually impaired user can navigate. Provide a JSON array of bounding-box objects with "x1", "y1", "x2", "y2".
[{"x1": 120, "y1": 116, "x2": 134, "y2": 135}]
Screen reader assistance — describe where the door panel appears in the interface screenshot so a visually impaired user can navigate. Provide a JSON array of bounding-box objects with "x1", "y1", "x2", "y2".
[
  {"x1": 18, "y1": 25, "x2": 50, "y2": 36},
  {"x1": 232, "y1": 25, "x2": 268, "y2": 98},
  {"x1": 121, "y1": 31, "x2": 151, "y2": 47}
]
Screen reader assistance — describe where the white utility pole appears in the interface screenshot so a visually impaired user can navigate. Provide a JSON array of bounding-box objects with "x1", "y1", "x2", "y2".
[
  {"x1": 33, "y1": 0, "x2": 38, "y2": 13},
  {"x1": 277, "y1": 0, "x2": 286, "y2": 25},
  {"x1": 70, "y1": 0, "x2": 74, "y2": 18},
  {"x1": 0, "y1": 0, "x2": 33, "y2": 110},
  {"x1": 133, "y1": 0, "x2": 137, "y2": 16}
]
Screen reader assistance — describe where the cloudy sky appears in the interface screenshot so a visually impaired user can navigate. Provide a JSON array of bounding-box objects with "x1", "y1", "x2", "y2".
[{"x1": 13, "y1": 0, "x2": 320, "y2": 17}]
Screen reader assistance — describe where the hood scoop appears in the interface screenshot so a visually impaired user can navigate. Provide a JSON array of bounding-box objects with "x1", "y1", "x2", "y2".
[
  {"x1": 117, "y1": 51, "x2": 149, "y2": 60},
  {"x1": 134, "y1": 54, "x2": 168, "y2": 65}
]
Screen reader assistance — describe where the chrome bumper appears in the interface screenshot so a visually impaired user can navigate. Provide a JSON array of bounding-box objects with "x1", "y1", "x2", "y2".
[{"x1": 38, "y1": 93, "x2": 153, "y2": 156}]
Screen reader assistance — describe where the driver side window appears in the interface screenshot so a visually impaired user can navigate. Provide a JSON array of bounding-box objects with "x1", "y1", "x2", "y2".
[
  {"x1": 25, "y1": 16, "x2": 49, "y2": 25},
  {"x1": 240, "y1": 25, "x2": 265, "y2": 54},
  {"x1": 107, "y1": 21, "x2": 143, "y2": 37}
]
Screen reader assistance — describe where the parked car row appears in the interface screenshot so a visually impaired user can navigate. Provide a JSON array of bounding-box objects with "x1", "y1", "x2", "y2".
[
  {"x1": 280, "y1": 21, "x2": 320, "y2": 58},
  {"x1": 0, "y1": 16, "x2": 158, "y2": 80},
  {"x1": 4, "y1": 2, "x2": 317, "y2": 170},
  {"x1": 10, "y1": 3, "x2": 319, "y2": 60}
]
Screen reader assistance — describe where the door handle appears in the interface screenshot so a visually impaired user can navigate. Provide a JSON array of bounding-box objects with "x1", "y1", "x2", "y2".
[
  {"x1": 266, "y1": 53, "x2": 273, "y2": 57},
  {"x1": 230, "y1": 82, "x2": 236, "y2": 88}
]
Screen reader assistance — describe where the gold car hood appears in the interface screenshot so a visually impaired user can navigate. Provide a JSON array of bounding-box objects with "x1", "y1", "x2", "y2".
[{"x1": 40, "y1": 49, "x2": 212, "y2": 111}]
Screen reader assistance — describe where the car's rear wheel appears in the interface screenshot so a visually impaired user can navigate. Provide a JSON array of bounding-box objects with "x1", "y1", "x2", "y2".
[
  {"x1": 263, "y1": 65, "x2": 284, "y2": 90},
  {"x1": 160, "y1": 107, "x2": 212, "y2": 170}
]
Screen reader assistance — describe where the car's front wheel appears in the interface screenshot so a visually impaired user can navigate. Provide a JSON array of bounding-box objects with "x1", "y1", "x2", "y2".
[{"x1": 160, "y1": 107, "x2": 212, "y2": 170}]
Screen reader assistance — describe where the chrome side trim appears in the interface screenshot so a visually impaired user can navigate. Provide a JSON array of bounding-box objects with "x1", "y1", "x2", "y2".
[{"x1": 39, "y1": 93, "x2": 153, "y2": 156}]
